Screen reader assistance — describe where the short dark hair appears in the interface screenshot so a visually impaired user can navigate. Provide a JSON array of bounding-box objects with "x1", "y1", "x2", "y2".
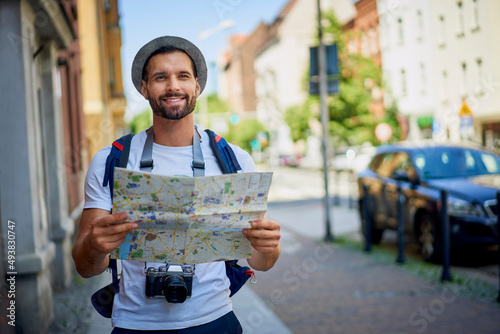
[{"x1": 141, "y1": 46, "x2": 198, "y2": 82}]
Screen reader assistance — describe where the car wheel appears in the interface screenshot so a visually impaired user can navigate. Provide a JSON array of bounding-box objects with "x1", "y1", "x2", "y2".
[
  {"x1": 360, "y1": 202, "x2": 384, "y2": 244},
  {"x1": 417, "y1": 214, "x2": 442, "y2": 263}
]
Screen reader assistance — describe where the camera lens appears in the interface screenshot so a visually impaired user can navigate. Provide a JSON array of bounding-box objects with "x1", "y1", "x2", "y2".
[{"x1": 162, "y1": 275, "x2": 188, "y2": 303}]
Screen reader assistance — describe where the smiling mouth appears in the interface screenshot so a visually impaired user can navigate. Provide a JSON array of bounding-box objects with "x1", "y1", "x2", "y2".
[{"x1": 162, "y1": 96, "x2": 185, "y2": 103}]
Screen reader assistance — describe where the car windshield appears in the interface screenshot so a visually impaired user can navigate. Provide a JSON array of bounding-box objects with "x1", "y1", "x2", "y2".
[{"x1": 411, "y1": 147, "x2": 500, "y2": 179}]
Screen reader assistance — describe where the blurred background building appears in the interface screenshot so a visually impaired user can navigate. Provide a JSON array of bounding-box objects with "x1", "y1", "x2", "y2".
[
  {"x1": 219, "y1": 0, "x2": 356, "y2": 166},
  {"x1": 78, "y1": 0, "x2": 127, "y2": 163},
  {"x1": 430, "y1": 0, "x2": 500, "y2": 146},
  {"x1": 378, "y1": 0, "x2": 500, "y2": 146},
  {"x1": 0, "y1": 1, "x2": 126, "y2": 333}
]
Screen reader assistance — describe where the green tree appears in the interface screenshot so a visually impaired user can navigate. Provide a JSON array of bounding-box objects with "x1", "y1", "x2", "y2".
[
  {"x1": 284, "y1": 10, "x2": 401, "y2": 146},
  {"x1": 224, "y1": 119, "x2": 267, "y2": 154},
  {"x1": 194, "y1": 93, "x2": 231, "y2": 114},
  {"x1": 284, "y1": 96, "x2": 315, "y2": 142},
  {"x1": 128, "y1": 109, "x2": 152, "y2": 134}
]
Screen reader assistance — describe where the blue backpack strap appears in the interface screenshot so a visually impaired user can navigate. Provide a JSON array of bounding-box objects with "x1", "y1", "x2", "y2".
[
  {"x1": 103, "y1": 133, "x2": 134, "y2": 199},
  {"x1": 105, "y1": 134, "x2": 133, "y2": 294},
  {"x1": 205, "y1": 129, "x2": 242, "y2": 174},
  {"x1": 205, "y1": 129, "x2": 254, "y2": 296}
]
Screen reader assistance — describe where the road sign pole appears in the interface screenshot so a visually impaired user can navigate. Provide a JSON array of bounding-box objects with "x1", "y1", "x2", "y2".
[{"x1": 317, "y1": 0, "x2": 333, "y2": 243}]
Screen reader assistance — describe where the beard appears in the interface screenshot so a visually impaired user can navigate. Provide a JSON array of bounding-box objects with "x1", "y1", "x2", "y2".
[{"x1": 149, "y1": 93, "x2": 197, "y2": 120}]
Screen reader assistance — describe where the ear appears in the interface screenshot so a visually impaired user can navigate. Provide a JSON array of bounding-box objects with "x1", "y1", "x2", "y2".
[
  {"x1": 141, "y1": 80, "x2": 149, "y2": 100},
  {"x1": 195, "y1": 79, "x2": 201, "y2": 98}
]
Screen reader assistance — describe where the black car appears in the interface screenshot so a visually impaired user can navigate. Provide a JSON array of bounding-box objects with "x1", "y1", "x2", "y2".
[{"x1": 357, "y1": 142, "x2": 500, "y2": 262}]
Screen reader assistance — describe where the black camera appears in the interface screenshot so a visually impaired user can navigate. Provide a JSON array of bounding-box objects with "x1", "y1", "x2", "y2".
[{"x1": 145, "y1": 264, "x2": 194, "y2": 303}]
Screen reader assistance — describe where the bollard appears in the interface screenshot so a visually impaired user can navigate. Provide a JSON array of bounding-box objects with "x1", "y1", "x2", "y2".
[
  {"x1": 334, "y1": 170, "x2": 340, "y2": 206},
  {"x1": 440, "y1": 190, "x2": 452, "y2": 282},
  {"x1": 396, "y1": 184, "x2": 405, "y2": 264},
  {"x1": 497, "y1": 192, "x2": 500, "y2": 303},
  {"x1": 349, "y1": 170, "x2": 354, "y2": 209},
  {"x1": 363, "y1": 183, "x2": 372, "y2": 252}
]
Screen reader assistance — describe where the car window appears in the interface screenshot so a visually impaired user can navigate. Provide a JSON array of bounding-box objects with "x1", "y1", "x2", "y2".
[
  {"x1": 480, "y1": 153, "x2": 500, "y2": 173},
  {"x1": 368, "y1": 153, "x2": 385, "y2": 173},
  {"x1": 371, "y1": 152, "x2": 415, "y2": 179},
  {"x1": 412, "y1": 147, "x2": 500, "y2": 179}
]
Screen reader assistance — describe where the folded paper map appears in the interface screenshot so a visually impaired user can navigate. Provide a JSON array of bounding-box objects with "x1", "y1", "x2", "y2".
[{"x1": 111, "y1": 168, "x2": 273, "y2": 264}]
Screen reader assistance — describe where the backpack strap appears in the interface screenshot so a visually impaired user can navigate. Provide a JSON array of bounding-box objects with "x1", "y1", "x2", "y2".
[
  {"x1": 205, "y1": 129, "x2": 242, "y2": 174},
  {"x1": 103, "y1": 133, "x2": 134, "y2": 199},
  {"x1": 204, "y1": 130, "x2": 254, "y2": 295},
  {"x1": 103, "y1": 133, "x2": 133, "y2": 296}
]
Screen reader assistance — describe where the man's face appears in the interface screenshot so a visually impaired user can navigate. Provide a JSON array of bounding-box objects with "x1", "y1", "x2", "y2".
[{"x1": 141, "y1": 51, "x2": 200, "y2": 120}]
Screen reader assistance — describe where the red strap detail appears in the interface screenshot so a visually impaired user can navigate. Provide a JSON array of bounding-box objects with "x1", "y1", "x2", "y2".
[
  {"x1": 215, "y1": 135, "x2": 222, "y2": 143},
  {"x1": 112, "y1": 141, "x2": 124, "y2": 151},
  {"x1": 245, "y1": 269, "x2": 254, "y2": 276}
]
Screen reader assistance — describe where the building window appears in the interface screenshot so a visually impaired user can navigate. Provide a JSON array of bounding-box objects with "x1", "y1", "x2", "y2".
[
  {"x1": 474, "y1": 58, "x2": 483, "y2": 95},
  {"x1": 461, "y1": 62, "x2": 468, "y2": 97},
  {"x1": 401, "y1": 69, "x2": 407, "y2": 96},
  {"x1": 348, "y1": 39, "x2": 357, "y2": 54},
  {"x1": 397, "y1": 18, "x2": 404, "y2": 44},
  {"x1": 369, "y1": 27, "x2": 378, "y2": 55},
  {"x1": 361, "y1": 32, "x2": 370, "y2": 56},
  {"x1": 471, "y1": 0, "x2": 480, "y2": 30},
  {"x1": 417, "y1": 10, "x2": 424, "y2": 41},
  {"x1": 104, "y1": 0, "x2": 111, "y2": 12},
  {"x1": 457, "y1": 2, "x2": 465, "y2": 36},
  {"x1": 381, "y1": 17, "x2": 390, "y2": 48},
  {"x1": 438, "y1": 16, "x2": 446, "y2": 46},
  {"x1": 109, "y1": 57, "x2": 115, "y2": 89},
  {"x1": 441, "y1": 71, "x2": 449, "y2": 102},
  {"x1": 420, "y1": 63, "x2": 427, "y2": 94}
]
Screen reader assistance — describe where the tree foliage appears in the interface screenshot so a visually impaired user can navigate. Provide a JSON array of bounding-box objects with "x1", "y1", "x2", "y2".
[
  {"x1": 224, "y1": 119, "x2": 267, "y2": 154},
  {"x1": 128, "y1": 109, "x2": 152, "y2": 134},
  {"x1": 284, "y1": 10, "x2": 401, "y2": 147},
  {"x1": 194, "y1": 93, "x2": 231, "y2": 114}
]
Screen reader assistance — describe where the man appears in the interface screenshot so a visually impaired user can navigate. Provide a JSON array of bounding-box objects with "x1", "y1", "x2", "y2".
[{"x1": 72, "y1": 36, "x2": 281, "y2": 333}]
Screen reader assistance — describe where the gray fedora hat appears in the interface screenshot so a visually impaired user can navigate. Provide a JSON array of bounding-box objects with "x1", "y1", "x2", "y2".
[{"x1": 131, "y1": 36, "x2": 207, "y2": 94}]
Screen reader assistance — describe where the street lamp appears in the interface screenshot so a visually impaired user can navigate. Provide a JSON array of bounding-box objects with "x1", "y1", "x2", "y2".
[{"x1": 198, "y1": 20, "x2": 235, "y2": 128}]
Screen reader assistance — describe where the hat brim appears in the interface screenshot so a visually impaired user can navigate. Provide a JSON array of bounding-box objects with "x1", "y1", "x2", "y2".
[{"x1": 131, "y1": 36, "x2": 207, "y2": 94}]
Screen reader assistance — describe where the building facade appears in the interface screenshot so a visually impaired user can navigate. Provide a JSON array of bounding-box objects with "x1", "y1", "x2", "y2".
[
  {"x1": 252, "y1": 0, "x2": 356, "y2": 163},
  {"x1": 430, "y1": 0, "x2": 500, "y2": 146},
  {"x1": 377, "y1": 0, "x2": 437, "y2": 140},
  {"x1": 78, "y1": 0, "x2": 127, "y2": 162},
  {"x1": 0, "y1": 0, "x2": 84, "y2": 332}
]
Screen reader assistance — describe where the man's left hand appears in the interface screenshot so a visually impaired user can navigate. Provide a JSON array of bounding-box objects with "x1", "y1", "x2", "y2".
[{"x1": 243, "y1": 219, "x2": 281, "y2": 254}]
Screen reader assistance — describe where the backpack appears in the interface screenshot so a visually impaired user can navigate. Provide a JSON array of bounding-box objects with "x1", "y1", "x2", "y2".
[{"x1": 91, "y1": 129, "x2": 255, "y2": 318}]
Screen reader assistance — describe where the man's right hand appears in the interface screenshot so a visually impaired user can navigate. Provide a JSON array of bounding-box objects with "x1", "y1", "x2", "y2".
[
  {"x1": 89, "y1": 212, "x2": 138, "y2": 254},
  {"x1": 72, "y1": 208, "x2": 138, "y2": 278}
]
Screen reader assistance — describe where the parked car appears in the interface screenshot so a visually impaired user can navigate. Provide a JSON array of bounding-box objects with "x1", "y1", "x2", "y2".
[{"x1": 357, "y1": 142, "x2": 500, "y2": 262}]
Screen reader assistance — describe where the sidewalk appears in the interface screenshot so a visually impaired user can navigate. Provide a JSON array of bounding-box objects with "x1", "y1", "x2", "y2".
[{"x1": 247, "y1": 217, "x2": 500, "y2": 334}]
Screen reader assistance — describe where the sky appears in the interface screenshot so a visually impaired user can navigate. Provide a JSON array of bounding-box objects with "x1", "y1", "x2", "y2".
[{"x1": 119, "y1": 0, "x2": 290, "y2": 121}]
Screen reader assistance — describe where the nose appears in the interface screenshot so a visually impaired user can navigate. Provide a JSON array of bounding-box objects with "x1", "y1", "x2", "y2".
[{"x1": 166, "y1": 76, "x2": 181, "y2": 91}]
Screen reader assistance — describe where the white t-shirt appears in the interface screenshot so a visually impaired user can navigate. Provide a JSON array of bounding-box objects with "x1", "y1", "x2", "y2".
[{"x1": 83, "y1": 128, "x2": 257, "y2": 330}]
